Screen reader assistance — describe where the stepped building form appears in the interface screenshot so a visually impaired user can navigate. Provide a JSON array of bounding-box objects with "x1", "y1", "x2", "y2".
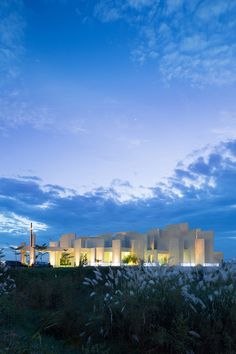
[{"x1": 20, "y1": 223, "x2": 223, "y2": 266}]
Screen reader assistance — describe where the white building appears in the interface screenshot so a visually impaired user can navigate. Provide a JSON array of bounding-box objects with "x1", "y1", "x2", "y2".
[{"x1": 20, "y1": 223, "x2": 223, "y2": 267}]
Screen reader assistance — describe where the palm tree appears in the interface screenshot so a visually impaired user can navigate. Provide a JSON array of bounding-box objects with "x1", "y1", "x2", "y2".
[
  {"x1": 34, "y1": 243, "x2": 48, "y2": 263},
  {"x1": 10, "y1": 245, "x2": 24, "y2": 262}
]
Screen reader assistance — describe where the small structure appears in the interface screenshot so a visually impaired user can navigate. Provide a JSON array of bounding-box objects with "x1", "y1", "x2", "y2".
[{"x1": 20, "y1": 223, "x2": 223, "y2": 267}]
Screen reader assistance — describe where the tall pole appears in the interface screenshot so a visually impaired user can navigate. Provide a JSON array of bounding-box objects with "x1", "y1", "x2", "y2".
[
  {"x1": 29, "y1": 223, "x2": 36, "y2": 266},
  {"x1": 30, "y1": 222, "x2": 33, "y2": 246}
]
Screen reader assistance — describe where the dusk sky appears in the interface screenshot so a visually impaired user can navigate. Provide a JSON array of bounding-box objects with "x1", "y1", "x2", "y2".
[{"x1": 1, "y1": 0, "x2": 236, "y2": 258}]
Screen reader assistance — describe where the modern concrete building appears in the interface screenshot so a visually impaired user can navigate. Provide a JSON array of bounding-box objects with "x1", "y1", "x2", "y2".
[{"x1": 20, "y1": 223, "x2": 223, "y2": 267}]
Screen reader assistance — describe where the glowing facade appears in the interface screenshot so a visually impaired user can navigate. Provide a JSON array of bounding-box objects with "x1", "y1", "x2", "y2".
[{"x1": 44, "y1": 223, "x2": 222, "y2": 267}]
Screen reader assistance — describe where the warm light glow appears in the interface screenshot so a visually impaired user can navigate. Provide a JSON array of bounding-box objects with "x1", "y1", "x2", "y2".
[
  {"x1": 104, "y1": 251, "x2": 112, "y2": 263},
  {"x1": 158, "y1": 254, "x2": 169, "y2": 265}
]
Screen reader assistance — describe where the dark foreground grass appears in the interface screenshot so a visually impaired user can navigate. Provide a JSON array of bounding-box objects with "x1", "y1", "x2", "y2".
[
  {"x1": 0, "y1": 265, "x2": 236, "y2": 354},
  {"x1": 0, "y1": 267, "x2": 109, "y2": 354}
]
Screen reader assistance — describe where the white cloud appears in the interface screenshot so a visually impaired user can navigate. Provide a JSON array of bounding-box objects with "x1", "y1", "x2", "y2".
[
  {"x1": 95, "y1": 0, "x2": 236, "y2": 86},
  {"x1": 0, "y1": 1, "x2": 53, "y2": 133},
  {"x1": 212, "y1": 111, "x2": 236, "y2": 139},
  {"x1": 0, "y1": 212, "x2": 48, "y2": 235},
  {"x1": 94, "y1": 1, "x2": 123, "y2": 22},
  {"x1": 0, "y1": 1, "x2": 80, "y2": 134},
  {"x1": 117, "y1": 135, "x2": 149, "y2": 148},
  {"x1": 0, "y1": 87, "x2": 89, "y2": 135},
  {"x1": 127, "y1": 0, "x2": 155, "y2": 9},
  {"x1": 196, "y1": 1, "x2": 230, "y2": 21},
  {"x1": 0, "y1": 91, "x2": 54, "y2": 132},
  {"x1": 110, "y1": 178, "x2": 153, "y2": 202},
  {"x1": 0, "y1": 0, "x2": 25, "y2": 83},
  {"x1": 37, "y1": 201, "x2": 55, "y2": 209}
]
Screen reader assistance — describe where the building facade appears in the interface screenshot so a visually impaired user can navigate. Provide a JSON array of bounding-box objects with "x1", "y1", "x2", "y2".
[{"x1": 26, "y1": 223, "x2": 222, "y2": 267}]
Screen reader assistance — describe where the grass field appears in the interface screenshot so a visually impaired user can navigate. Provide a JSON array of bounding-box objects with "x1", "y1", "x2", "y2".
[{"x1": 1, "y1": 264, "x2": 236, "y2": 354}]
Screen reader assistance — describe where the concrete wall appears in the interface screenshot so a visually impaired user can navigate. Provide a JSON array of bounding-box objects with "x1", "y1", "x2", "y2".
[
  {"x1": 169, "y1": 238, "x2": 180, "y2": 265},
  {"x1": 60, "y1": 233, "x2": 76, "y2": 248},
  {"x1": 195, "y1": 238, "x2": 205, "y2": 265},
  {"x1": 90, "y1": 248, "x2": 96, "y2": 265},
  {"x1": 131, "y1": 238, "x2": 145, "y2": 260},
  {"x1": 112, "y1": 239, "x2": 121, "y2": 265},
  {"x1": 49, "y1": 250, "x2": 61, "y2": 267},
  {"x1": 50, "y1": 241, "x2": 59, "y2": 247},
  {"x1": 202, "y1": 231, "x2": 214, "y2": 263},
  {"x1": 74, "y1": 239, "x2": 82, "y2": 266},
  {"x1": 96, "y1": 247, "x2": 104, "y2": 264}
]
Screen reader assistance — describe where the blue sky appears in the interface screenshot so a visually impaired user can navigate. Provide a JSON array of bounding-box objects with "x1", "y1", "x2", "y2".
[{"x1": 1, "y1": 0, "x2": 236, "y2": 259}]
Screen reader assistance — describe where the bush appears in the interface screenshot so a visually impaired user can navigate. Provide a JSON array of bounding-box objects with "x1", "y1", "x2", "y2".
[{"x1": 122, "y1": 254, "x2": 140, "y2": 265}]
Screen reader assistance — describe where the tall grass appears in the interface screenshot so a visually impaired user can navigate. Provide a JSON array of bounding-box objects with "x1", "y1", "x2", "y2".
[
  {"x1": 0, "y1": 250, "x2": 15, "y2": 296},
  {"x1": 83, "y1": 263, "x2": 236, "y2": 353},
  {"x1": 1, "y1": 264, "x2": 236, "y2": 353}
]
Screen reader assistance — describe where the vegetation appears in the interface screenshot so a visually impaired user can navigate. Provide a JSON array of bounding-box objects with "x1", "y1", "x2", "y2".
[
  {"x1": 122, "y1": 254, "x2": 140, "y2": 265},
  {"x1": 60, "y1": 249, "x2": 73, "y2": 266},
  {"x1": 83, "y1": 263, "x2": 236, "y2": 353},
  {"x1": 9, "y1": 245, "x2": 23, "y2": 262},
  {"x1": 34, "y1": 243, "x2": 48, "y2": 263},
  {"x1": 1, "y1": 262, "x2": 236, "y2": 353},
  {"x1": 0, "y1": 266, "x2": 97, "y2": 353},
  {"x1": 0, "y1": 250, "x2": 15, "y2": 295},
  {"x1": 79, "y1": 254, "x2": 88, "y2": 267}
]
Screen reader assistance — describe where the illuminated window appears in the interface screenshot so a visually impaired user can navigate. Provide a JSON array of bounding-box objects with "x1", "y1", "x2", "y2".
[
  {"x1": 121, "y1": 251, "x2": 130, "y2": 259},
  {"x1": 183, "y1": 249, "x2": 190, "y2": 263},
  {"x1": 104, "y1": 251, "x2": 112, "y2": 263}
]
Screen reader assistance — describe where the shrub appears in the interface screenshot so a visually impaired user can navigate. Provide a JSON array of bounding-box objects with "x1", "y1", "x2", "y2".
[{"x1": 122, "y1": 254, "x2": 140, "y2": 265}]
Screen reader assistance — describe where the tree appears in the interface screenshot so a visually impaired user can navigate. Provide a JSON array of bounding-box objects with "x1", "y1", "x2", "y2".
[
  {"x1": 122, "y1": 254, "x2": 139, "y2": 265},
  {"x1": 79, "y1": 253, "x2": 88, "y2": 267},
  {"x1": 9, "y1": 245, "x2": 23, "y2": 262},
  {"x1": 60, "y1": 249, "x2": 73, "y2": 266},
  {"x1": 34, "y1": 243, "x2": 48, "y2": 263}
]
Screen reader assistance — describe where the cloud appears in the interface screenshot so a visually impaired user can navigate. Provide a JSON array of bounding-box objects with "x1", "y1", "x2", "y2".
[
  {"x1": 0, "y1": 0, "x2": 25, "y2": 83},
  {"x1": 0, "y1": 87, "x2": 90, "y2": 135},
  {"x1": 94, "y1": 0, "x2": 236, "y2": 86},
  {"x1": 212, "y1": 110, "x2": 236, "y2": 139},
  {"x1": 0, "y1": 212, "x2": 47, "y2": 235},
  {"x1": 1, "y1": 139, "x2": 236, "y2": 258},
  {"x1": 0, "y1": 1, "x2": 54, "y2": 133},
  {"x1": 0, "y1": 1, "x2": 88, "y2": 135},
  {"x1": 127, "y1": 0, "x2": 155, "y2": 9},
  {"x1": 0, "y1": 91, "x2": 55, "y2": 133}
]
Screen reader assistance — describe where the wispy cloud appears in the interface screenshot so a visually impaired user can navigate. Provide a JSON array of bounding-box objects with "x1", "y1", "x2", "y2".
[
  {"x1": 0, "y1": 1, "x2": 89, "y2": 135},
  {"x1": 0, "y1": 1, "x2": 53, "y2": 133},
  {"x1": 0, "y1": 212, "x2": 47, "y2": 235},
  {"x1": 0, "y1": 91, "x2": 55, "y2": 133},
  {"x1": 94, "y1": 0, "x2": 236, "y2": 86},
  {"x1": 212, "y1": 110, "x2": 236, "y2": 139},
  {"x1": 0, "y1": 0, "x2": 25, "y2": 83}
]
